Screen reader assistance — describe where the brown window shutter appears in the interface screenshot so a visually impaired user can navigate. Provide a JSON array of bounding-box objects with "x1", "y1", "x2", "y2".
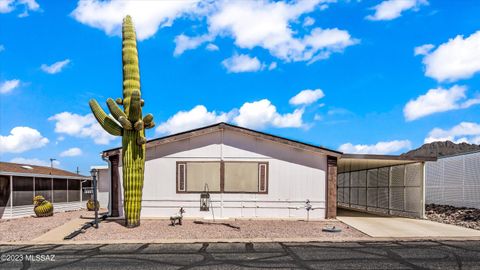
[
  {"x1": 259, "y1": 163, "x2": 267, "y2": 192},
  {"x1": 177, "y1": 163, "x2": 186, "y2": 192}
]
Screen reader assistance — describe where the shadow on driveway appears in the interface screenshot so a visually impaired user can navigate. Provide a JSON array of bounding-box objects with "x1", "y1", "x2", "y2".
[{"x1": 0, "y1": 240, "x2": 479, "y2": 269}]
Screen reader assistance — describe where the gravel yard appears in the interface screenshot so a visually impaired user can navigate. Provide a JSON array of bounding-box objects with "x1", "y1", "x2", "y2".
[
  {"x1": 426, "y1": 204, "x2": 480, "y2": 230},
  {"x1": 73, "y1": 218, "x2": 367, "y2": 241},
  {"x1": 0, "y1": 210, "x2": 89, "y2": 242}
]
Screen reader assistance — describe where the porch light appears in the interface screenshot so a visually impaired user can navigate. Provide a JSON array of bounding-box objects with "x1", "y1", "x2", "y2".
[
  {"x1": 200, "y1": 192, "x2": 210, "y2": 211},
  {"x1": 200, "y1": 183, "x2": 210, "y2": 211}
]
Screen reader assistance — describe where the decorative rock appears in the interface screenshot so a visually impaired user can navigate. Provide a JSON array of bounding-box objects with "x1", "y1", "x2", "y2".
[{"x1": 425, "y1": 204, "x2": 480, "y2": 230}]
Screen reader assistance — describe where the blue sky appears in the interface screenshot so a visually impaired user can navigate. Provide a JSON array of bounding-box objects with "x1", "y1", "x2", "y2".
[{"x1": 1, "y1": 0, "x2": 480, "y2": 174}]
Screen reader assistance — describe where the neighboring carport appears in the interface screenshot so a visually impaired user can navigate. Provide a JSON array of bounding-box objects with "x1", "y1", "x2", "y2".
[{"x1": 337, "y1": 154, "x2": 436, "y2": 219}]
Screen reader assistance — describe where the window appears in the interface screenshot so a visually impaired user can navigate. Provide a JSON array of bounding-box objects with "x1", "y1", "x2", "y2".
[
  {"x1": 177, "y1": 161, "x2": 268, "y2": 193},
  {"x1": 35, "y1": 178, "x2": 52, "y2": 202},
  {"x1": 177, "y1": 162, "x2": 221, "y2": 192},
  {"x1": 53, "y1": 179, "x2": 67, "y2": 203},
  {"x1": 82, "y1": 180, "x2": 92, "y2": 200},
  {"x1": 0, "y1": 176, "x2": 10, "y2": 207},
  {"x1": 12, "y1": 176, "x2": 33, "y2": 206},
  {"x1": 68, "y1": 179, "x2": 81, "y2": 202}
]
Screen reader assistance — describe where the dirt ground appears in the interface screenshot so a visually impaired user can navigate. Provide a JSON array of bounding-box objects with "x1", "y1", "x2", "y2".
[
  {"x1": 0, "y1": 210, "x2": 89, "y2": 242},
  {"x1": 73, "y1": 218, "x2": 367, "y2": 241}
]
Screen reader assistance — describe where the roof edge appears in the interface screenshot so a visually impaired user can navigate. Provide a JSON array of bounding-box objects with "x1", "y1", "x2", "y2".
[
  {"x1": 102, "y1": 122, "x2": 343, "y2": 157},
  {"x1": 341, "y1": 153, "x2": 437, "y2": 162}
]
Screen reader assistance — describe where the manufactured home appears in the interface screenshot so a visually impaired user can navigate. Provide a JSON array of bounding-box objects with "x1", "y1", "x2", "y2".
[
  {"x1": 101, "y1": 123, "x2": 433, "y2": 220},
  {"x1": 0, "y1": 162, "x2": 91, "y2": 219}
]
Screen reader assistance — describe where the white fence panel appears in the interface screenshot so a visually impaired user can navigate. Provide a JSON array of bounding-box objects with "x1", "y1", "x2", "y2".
[
  {"x1": 338, "y1": 162, "x2": 424, "y2": 218},
  {"x1": 426, "y1": 151, "x2": 480, "y2": 209}
]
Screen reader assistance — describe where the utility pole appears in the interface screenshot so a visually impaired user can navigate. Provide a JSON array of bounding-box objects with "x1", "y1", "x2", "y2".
[
  {"x1": 50, "y1": 158, "x2": 57, "y2": 168},
  {"x1": 76, "y1": 167, "x2": 80, "y2": 175}
]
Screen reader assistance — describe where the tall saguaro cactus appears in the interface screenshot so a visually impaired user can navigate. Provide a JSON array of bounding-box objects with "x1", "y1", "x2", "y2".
[{"x1": 89, "y1": 15, "x2": 154, "y2": 228}]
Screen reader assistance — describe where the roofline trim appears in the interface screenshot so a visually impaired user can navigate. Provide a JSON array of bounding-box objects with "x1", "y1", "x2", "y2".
[
  {"x1": 340, "y1": 153, "x2": 437, "y2": 162},
  {"x1": 102, "y1": 122, "x2": 343, "y2": 157},
  {"x1": 0, "y1": 171, "x2": 91, "y2": 180}
]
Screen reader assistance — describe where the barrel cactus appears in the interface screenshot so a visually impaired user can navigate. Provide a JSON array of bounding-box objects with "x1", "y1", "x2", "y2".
[
  {"x1": 86, "y1": 199, "x2": 100, "y2": 211},
  {"x1": 33, "y1": 195, "x2": 54, "y2": 217},
  {"x1": 89, "y1": 15, "x2": 154, "y2": 228}
]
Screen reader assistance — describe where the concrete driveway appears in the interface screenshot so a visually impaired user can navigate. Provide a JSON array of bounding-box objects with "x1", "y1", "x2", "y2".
[{"x1": 337, "y1": 209, "x2": 480, "y2": 238}]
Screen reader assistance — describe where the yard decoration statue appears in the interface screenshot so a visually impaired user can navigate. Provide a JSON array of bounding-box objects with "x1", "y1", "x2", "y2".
[
  {"x1": 86, "y1": 199, "x2": 100, "y2": 211},
  {"x1": 33, "y1": 195, "x2": 54, "y2": 217},
  {"x1": 170, "y1": 207, "x2": 186, "y2": 226},
  {"x1": 89, "y1": 15, "x2": 155, "y2": 228}
]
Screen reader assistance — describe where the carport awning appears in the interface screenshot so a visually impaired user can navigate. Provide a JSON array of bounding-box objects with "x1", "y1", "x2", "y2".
[{"x1": 338, "y1": 154, "x2": 436, "y2": 173}]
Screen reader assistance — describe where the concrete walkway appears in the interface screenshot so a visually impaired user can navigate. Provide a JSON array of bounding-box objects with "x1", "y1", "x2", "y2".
[
  {"x1": 32, "y1": 218, "x2": 87, "y2": 242},
  {"x1": 337, "y1": 209, "x2": 480, "y2": 238}
]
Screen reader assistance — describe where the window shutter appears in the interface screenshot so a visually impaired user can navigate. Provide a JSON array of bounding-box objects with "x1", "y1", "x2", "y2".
[
  {"x1": 259, "y1": 163, "x2": 267, "y2": 192},
  {"x1": 177, "y1": 163, "x2": 186, "y2": 192}
]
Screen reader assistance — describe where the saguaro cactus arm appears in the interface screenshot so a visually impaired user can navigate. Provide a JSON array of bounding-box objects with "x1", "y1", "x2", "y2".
[
  {"x1": 89, "y1": 99, "x2": 123, "y2": 136},
  {"x1": 143, "y1": 113, "x2": 155, "y2": 129},
  {"x1": 107, "y1": 98, "x2": 133, "y2": 130}
]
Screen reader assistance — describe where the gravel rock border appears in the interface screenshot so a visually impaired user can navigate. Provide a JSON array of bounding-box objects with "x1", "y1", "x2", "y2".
[
  {"x1": 0, "y1": 210, "x2": 88, "y2": 242},
  {"x1": 426, "y1": 204, "x2": 480, "y2": 230},
  {"x1": 73, "y1": 219, "x2": 367, "y2": 241}
]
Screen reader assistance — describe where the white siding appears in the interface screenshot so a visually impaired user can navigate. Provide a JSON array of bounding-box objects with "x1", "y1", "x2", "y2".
[
  {"x1": 117, "y1": 129, "x2": 328, "y2": 220},
  {"x1": 96, "y1": 168, "x2": 110, "y2": 212}
]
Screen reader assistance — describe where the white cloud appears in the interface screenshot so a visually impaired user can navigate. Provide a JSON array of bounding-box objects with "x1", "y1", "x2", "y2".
[
  {"x1": 0, "y1": 0, "x2": 39, "y2": 15},
  {"x1": 366, "y1": 0, "x2": 428, "y2": 21},
  {"x1": 338, "y1": 140, "x2": 412, "y2": 154},
  {"x1": 40, "y1": 59, "x2": 71, "y2": 74},
  {"x1": 0, "y1": 79, "x2": 20, "y2": 94},
  {"x1": 303, "y1": 16, "x2": 315, "y2": 27},
  {"x1": 327, "y1": 107, "x2": 351, "y2": 116},
  {"x1": 403, "y1": 85, "x2": 480, "y2": 121},
  {"x1": 71, "y1": 0, "x2": 201, "y2": 40},
  {"x1": 156, "y1": 98, "x2": 305, "y2": 134},
  {"x1": 174, "y1": 34, "x2": 214, "y2": 56},
  {"x1": 0, "y1": 126, "x2": 49, "y2": 154},
  {"x1": 48, "y1": 112, "x2": 117, "y2": 145},
  {"x1": 268, "y1": 62, "x2": 277, "y2": 70},
  {"x1": 10, "y1": 157, "x2": 60, "y2": 167},
  {"x1": 303, "y1": 28, "x2": 358, "y2": 64},
  {"x1": 156, "y1": 105, "x2": 230, "y2": 135},
  {"x1": 60, "y1": 147, "x2": 82, "y2": 157},
  {"x1": 0, "y1": 0, "x2": 15, "y2": 13},
  {"x1": 222, "y1": 54, "x2": 265, "y2": 73},
  {"x1": 414, "y1": 43, "x2": 434, "y2": 56},
  {"x1": 233, "y1": 99, "x2": 304, "y2": 129},
  {"x1": 72, "y1": 1, "x2": 355, "y2": 63},
  {"x1": 206, "y1": 43, "x2": 219, "y2": 51},
  {"x1": 289, "y1": 89, "x2": 325, "y2": 106},
  {"x1": 422, "y1": 30, "x2": 480, "y2": 82},
  {"x1": 425, "y1": 122, "x2": 480, "y2": 144},
  {"x1": 175, "y1": 0, "x2": 357, "y2": 63}
]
